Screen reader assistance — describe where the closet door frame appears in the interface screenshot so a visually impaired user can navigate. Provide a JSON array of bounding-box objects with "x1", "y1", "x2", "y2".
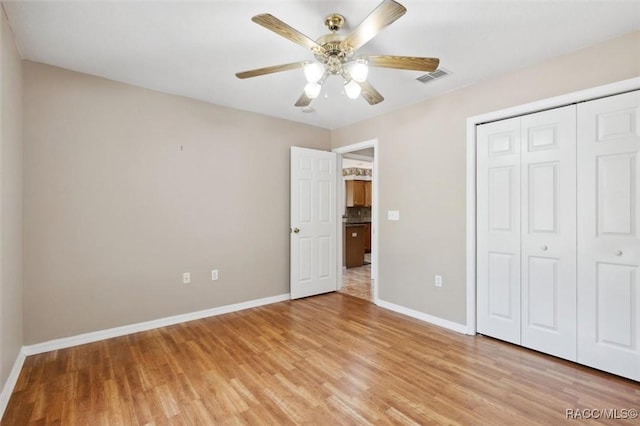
[{"x1": 466, "y1": 77, "x2": 640, "y2": 336}]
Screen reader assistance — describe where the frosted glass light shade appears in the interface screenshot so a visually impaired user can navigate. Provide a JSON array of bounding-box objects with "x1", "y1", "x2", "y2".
[
  {"x1": 304, "y1": 82, "x2": 322, "y2": 99},
  {"x1": 303, "y1": 62, "x2": 324, "y2": 83},
  {"x1": 344, "y1": 80, "x2": 361, "y2": 99},
  {"x1": 348, "y1": 61, "x2": 368, "y2": 83}
]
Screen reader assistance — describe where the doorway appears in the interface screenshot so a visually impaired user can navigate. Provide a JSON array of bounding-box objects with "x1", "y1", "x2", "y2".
[{"x1": 333, "y1": 139, "x2": 378, "y2": 303}]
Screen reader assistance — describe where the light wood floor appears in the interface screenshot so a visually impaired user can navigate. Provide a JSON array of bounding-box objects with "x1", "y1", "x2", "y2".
[{"x1": 3, "y1": 293, "x2": 639, "y2": 425}]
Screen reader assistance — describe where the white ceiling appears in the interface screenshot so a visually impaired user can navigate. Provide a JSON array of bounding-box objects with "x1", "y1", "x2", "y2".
[{"x1": 4, "y1": 1, "x2": 640, "y2": 129}]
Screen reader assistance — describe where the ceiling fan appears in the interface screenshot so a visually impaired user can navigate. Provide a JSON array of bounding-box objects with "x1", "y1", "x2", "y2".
[{"x1": 236, "y1": 0, "x2": 440, "y2": 107}]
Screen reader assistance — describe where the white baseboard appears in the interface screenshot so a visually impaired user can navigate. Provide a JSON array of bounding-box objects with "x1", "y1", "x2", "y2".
[
  {"x1": 376, "y1": 299, "x2": 467, "y2": 334},
  {"x1": 0, "y1": 347, "x2": 26, "y2": 419},
  {"x1": 23, "y1": 293, "x2": 290, "y2": 356}
]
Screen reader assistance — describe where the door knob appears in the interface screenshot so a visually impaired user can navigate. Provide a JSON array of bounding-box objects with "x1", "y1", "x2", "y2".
[
  {"x1": 615, "y1": 250, "x2": 623, "y2": 256},
  {"x1": 541, "y1": 245, "x2": 548, "y2": 251},
  {"x1": 293, "y1": 227, "x2": 300, "y2": 234}
]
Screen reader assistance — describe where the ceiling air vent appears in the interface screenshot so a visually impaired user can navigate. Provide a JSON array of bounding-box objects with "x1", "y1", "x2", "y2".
[{"x1": 417, "y1": 68, "x2": 451, "y2": 84}]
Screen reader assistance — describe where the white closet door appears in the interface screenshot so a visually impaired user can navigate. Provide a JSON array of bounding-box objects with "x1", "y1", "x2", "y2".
[
  {"x1": 520, "y1": 106, "x2": 577, "y2": 361},
  {"x1": 577, "y1": 90, "x2": 640, "y2": 381},
  {"x1": 477, "y1": 117, "x2": 522, "y2": 344}
]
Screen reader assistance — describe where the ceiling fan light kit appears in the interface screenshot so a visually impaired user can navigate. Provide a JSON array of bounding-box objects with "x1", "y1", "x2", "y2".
[
  {"x1": 303, "y1": 62, "x2": 324, "y2": 83},
  {"x1": 348, "y1": 59, "x2": 369, "y2": 83},
  {"x1": 304, "y1": 81, "x2": 322, "y2": 99},
  {"x1": 236, "y1": 0, "x2": 440, "y2": 107},
  {"x1": 344, "y1": 80, "x2": 362, "y2": 99}
]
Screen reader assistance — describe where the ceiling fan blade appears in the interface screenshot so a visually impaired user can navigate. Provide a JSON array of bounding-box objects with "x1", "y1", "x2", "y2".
[
  {"x1": 340, "y1": 0, "x2": 407, "y2": 51},
  {"x1": 252, "y1": 14, "x2": 322, "y2": 51},
  {"x1": 358, "y1": 81, "x2": 384, "y2": 105},
  {"x1": 367, "y1": 55, "x2": 440, "y2": 72},
  {"x1": 236, "y1": 61, "x2": 307, "y2": 79},
  {"x1": 295, "y1": 92, "x2": 313, "y2": 107}
]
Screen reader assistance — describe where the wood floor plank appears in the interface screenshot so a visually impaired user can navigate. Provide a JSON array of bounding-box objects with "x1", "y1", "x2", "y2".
[{"x1": 2, "y1": 293, "x2": 639, "y2": 425}]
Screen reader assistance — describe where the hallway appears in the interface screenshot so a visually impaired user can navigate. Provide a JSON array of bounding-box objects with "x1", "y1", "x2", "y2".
[{"x1": 339, "y1": 253, "x2": 373, "y2": 302}]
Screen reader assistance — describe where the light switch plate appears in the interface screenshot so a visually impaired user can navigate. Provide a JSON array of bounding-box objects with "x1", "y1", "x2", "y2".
[{"x1": 387, "y1": 210, "x2": 400, "y2": 221}]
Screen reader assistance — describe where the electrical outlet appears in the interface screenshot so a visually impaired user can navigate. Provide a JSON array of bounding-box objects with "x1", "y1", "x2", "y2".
[
  {"x1": 182, "y1": 272, "x2": 191, "y2": 284},
  {"x1": 435, "y1": 275, "x2": 443, "y2": 287},
  {"x1": 211, "y1": 269, "x2": 219, "y2": 281}
]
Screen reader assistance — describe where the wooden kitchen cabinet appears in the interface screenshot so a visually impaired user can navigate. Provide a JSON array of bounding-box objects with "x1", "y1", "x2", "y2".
[
  {"x1": 346, "y1": 180, "x2": 366, "y2": 207},
  {"x1": 345, "y1": 225, "x2": 365, "y2": 268},
  {"x1": 364, "y1": 181, "x2": 372, "y2": 207},
  {"x1": 363, "y1": 223, "x2": 371, "y2": 253},
  {"x1": 346, "y1": 180, "x2": 372, "y2": 207}
]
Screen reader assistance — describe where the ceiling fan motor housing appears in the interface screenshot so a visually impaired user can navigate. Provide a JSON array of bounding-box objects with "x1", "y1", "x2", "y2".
[
  {"x1": 324, "y1": 14, "x2": 345, "y2": 32},
  {"x1": 314, "y1": 33, "x2": 352, "y2": 74}
]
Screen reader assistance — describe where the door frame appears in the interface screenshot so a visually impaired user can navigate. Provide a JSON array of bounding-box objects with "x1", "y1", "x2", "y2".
[
  {"x1": 333, "y1": 139, "x2": 379, "y2": 303},
  {"x1": 465, "y1": 77, "x2": 640, "y2": 335}
]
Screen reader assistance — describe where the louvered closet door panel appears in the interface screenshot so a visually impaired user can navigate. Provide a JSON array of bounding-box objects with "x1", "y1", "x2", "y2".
[
  {"x1": 477, "y1": 117, "x2": 522, "y2": 345},
  {"x1": 577, "y1": 90, "x2": 640, "y2": 381},
  {"x1": 520, "y1": 106, "x2": 577, "y2": 361}
]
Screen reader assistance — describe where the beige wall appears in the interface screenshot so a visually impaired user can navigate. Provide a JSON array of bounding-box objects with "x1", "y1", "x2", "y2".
[
  {"x1": 23, "y1": 62, "x2": 330, "y2": 344},
  {"x1": 0, "y1": 9, "x2": 24, "y2": 387},
  {"x1": 331, "y1": 31, "x2": 640, "y2": 325}
]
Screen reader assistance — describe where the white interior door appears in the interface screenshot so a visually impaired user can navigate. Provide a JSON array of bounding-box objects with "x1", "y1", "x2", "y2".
[
  {"x1": 477, "y1": 117, "x2": 522, "y2": 345},
  {"x1": 520, "y1": 106, "x2": 577, "y2": 361},
  {"x1": 577, "y1": 90, "x2": 640, "y2": 380},
  {"x1": 290, "y1": 147, "x2": 337, "y2": 299}
]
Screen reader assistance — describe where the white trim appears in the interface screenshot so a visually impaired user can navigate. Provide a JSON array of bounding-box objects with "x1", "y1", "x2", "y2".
[
  {"x1": 465, "y1": 77, "x2": 640, "y2": 336},
  {"x1": 333, "y1": 139, "x2": 378, "y2": 154},
  {"x1": 22, "y1": 293, "x2": 290, "y2": 356},
  {"x1": 0, "y1": 347, "x2": 26, "y2": 419},
  {"x1": 372, "y1": 144, "x2": 379, "y2": 293},
  {"x1": 376, "y1": 299, "x2": 467, "y2": 334},
  {"x1": 465, "y1": 118, "x2": 477, "y2": 335},
  {"x1": 333, "y1": 138, "x2": 379, "y2": 303},
  {"x1": 335, "y1": 153, "x2": 344, "y2": 291}
]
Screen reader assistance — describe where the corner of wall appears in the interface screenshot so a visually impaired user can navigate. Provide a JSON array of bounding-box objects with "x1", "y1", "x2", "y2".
[{"x1": 0, "y1": 4, "x2": 25, "y2": 419}]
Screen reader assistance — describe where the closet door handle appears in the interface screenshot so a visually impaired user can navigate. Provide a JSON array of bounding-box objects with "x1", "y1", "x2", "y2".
[
  {"x1": 541, "y1": 245, "x2": 548, "y2": 251},
  {"x1": 615, "y1": 250, "x2": 623, "y2": 256}
]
